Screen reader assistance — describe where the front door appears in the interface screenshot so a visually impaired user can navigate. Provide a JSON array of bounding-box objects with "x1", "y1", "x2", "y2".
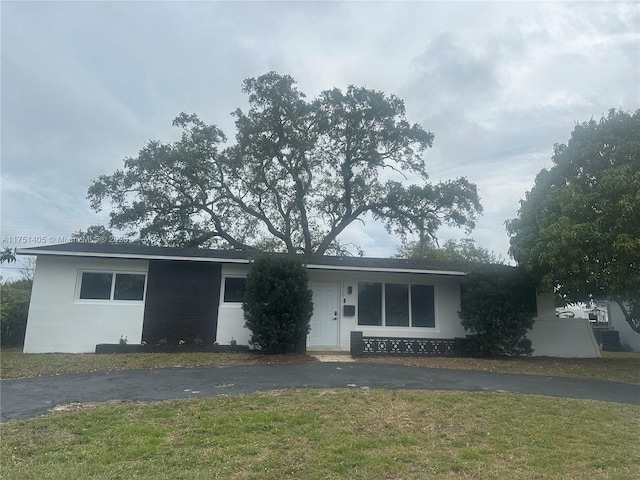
[{"x1": 308, "y1": 282, "x2": 340, "y2": 347}]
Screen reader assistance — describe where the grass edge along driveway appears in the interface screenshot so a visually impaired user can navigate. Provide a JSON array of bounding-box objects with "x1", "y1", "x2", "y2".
[{"x1": 1, "y1": 349, "x2": 639, "y2": 384}]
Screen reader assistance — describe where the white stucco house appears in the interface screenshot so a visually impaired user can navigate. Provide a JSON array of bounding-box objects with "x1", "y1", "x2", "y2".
[{"x1": 18, "y1": 242, "x2": 600, "y2": 357}]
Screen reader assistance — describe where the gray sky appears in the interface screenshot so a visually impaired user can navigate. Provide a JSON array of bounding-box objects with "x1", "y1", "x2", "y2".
[{"x1": 2, "y1": 1, "x2": 639, "y2": 278}]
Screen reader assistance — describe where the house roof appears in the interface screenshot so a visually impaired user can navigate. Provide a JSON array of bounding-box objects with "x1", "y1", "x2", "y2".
[{"x1": 17, "y1": 242, "x2": 471, "y2": 276}]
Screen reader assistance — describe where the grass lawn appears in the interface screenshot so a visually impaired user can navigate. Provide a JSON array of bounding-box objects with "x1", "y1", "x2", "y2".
[
  {"x1": 3, "y1": 351, "x2": 639, "y2": 478},
  {"x1": 2, "y1": 389, "x2": 639, "y2": 479},
  {"x1": 2, "y1": 348, "x2": 639, "y2": 384},
  {"x1": 0, "y1": 349, "x2": 303, "y2": 380},
  {"x1": 359, "y1": 351, "x2": 640, "y2": 384}
]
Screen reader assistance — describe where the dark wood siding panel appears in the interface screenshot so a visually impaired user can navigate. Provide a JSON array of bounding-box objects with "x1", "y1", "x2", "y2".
[{"x1": 142, "y1": 261, "x2": 221, "y2": 346}]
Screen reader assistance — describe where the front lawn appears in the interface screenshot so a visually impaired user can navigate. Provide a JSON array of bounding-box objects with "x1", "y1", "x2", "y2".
[
  {"x1": 0, "y1": 349, "x2": 259, "y2": 379},
  {"x1": 2, "y1": 348, "x2": 639, "y2": 384},
  {"x1": 2, "y1": 389, "x2": 639, "y2": 479},
  {"x1": 358, "y1": 351, "x2": 640, "y2": 384}
]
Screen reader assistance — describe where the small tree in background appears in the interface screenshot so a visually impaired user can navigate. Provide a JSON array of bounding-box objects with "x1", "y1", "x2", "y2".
[
  {"x1": 1, "y1": 278, "x2": 32, "y2": 347},
  {"x1": 243, "y1": 255, "x2": 313, "y2": 353},
  {"x1": 396, "y1": 238, "x2": 502, "y2": 264},
  {"x1": 71, "y1": 225, "x2": 116, "y2": 243},
  {"x1": 459, "y1": 265, "x2": 537, "y2": 356},
  {"x1": 1, "y1": 247, "x2": 17, "y2": 264}
]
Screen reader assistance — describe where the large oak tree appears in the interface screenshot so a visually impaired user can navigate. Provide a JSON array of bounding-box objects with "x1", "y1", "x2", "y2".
[
  {"x1": 88, "y1": 72, "x2": 481, "y2": 255},
  {"x1": 507, "y1": 109, "x2": 640, "y2": 333},
  {"x1": 396, "y1": 238, "x2": 502, "y2": 264}
]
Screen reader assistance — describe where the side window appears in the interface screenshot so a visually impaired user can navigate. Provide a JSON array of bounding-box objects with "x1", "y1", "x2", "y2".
[
  {"x1": 79, "y1": 271, "x2": 146, "y2": 301},
  {"x1": 79, "y1": 272, "x2": 113, "y2": 300},
  {"x1": 113, "y1": 274, "x2": 146, "y2": 301},
  {"x1": 223, "y1": 277, "x2": 246, "y2": 303}
]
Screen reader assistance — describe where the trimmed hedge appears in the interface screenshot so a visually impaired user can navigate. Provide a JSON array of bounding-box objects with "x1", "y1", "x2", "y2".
[
  {"x1": 460, "y1": 265, "x2": 536, "y2": 356},
  {"x1": 243, "y1": 255, "x2": 313, "y2": 354}
]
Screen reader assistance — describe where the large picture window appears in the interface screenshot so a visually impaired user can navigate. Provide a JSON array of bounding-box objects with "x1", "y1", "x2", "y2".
[
  {"x1": 79, "y1": 272, "x2": 146, "y2": 301},
  {"x1": 358, "y1": 282, "x2": 435, "y2": 328}
]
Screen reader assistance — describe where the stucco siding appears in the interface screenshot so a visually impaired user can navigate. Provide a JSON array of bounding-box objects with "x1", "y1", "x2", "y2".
[
  {"x1": 215, "y1": 266, "x2": 465, "y2": 351},
  {"x1": 217, "y1": 264, "x2": 251, "y2": 345},
  {"x1": 307, "y1": 270, "x2": 464, "y2": 351},
  {"x1": 23, "y1": 256, "x2": 148, "y2": 353},
  {"x1": 523, "y1": 294, "x2": 601, "y2": 357},
  {"x1": 24, "y1": 254, "x2": 588, "y2": 356},
  {"x1": 526, "y1": 316, "x2": 600, "y2": 357},
  {"x1": 535, "y1": 292, "x2": 556, "y2": 317}
]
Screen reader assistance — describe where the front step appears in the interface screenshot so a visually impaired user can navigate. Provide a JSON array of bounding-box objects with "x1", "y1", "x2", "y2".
[
  {"x1": 307, "y1": 348, "x2": 348, "y2": 354},
  {"x1": 311, "y1": 353, "x2": 355, "y2": 362},
  {"x1": 307, "y1": 346, "x2": 351, "y2": 355}
]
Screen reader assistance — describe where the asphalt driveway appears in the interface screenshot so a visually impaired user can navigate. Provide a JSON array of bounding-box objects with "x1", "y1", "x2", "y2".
[{"x1": 2, "y1": 362, "x2": 639, "y2": 422}]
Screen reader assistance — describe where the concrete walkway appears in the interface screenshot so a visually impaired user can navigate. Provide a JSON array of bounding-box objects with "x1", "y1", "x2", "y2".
[
  {"x1": 313, "y1": 354, "x2": 355, "y2": 362},
  {"x1": 2, "y1": 362, "x2": 639, "y2": 422}
]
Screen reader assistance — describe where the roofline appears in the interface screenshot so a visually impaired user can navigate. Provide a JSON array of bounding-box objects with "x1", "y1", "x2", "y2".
[
  {"x1": 304, "y1": 264, "x2": 466, "y2": 276},
  {"x1": 17, "y1": 247, "x2": 467, "y2": 276},
  {"x1": 16, "y1": 248, "x2": 249, "y2": 264}
]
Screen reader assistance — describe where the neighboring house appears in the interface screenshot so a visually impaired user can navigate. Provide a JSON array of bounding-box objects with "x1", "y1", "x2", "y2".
[
  {"x1": 18, "y1": 243, "x2": 600, "y2": 357},
  {"x1": 555, "y1": 305, "x2": 608, "y2": 324}
]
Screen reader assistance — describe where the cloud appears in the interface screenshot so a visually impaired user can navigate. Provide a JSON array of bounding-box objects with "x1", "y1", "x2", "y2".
[
  {"x1": 1, "y1": 1, "x2": 638, "y2": 275},
  {"x1": 393, "y1": 1, "x2": 639, "y2": 259}
]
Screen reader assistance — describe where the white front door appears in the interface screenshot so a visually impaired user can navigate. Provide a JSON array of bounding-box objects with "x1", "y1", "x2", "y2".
[{"x1": 308, "y1": 282, "x2": 340, "y2": 347}]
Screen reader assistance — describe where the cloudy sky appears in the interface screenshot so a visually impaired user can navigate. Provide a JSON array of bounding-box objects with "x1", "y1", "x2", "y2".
[{"x1": 2, "y1": 1, "x2": 639, "y2": 278}]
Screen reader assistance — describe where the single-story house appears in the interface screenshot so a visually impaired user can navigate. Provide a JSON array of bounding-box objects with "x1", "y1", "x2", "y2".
[{"x1": 18, "y1": 242, "x2": 600, "y2": 357}]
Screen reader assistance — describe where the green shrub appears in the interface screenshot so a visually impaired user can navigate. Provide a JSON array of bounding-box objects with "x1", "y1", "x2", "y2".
[
  {"x1": 0, "y1": 278, "x2": 32, "y2": 347},
  {"x1": 459, "y1": 265, "x2": 536, "y2": 356},
  {"x1": 243, "y1": 255, "x2": 313, "y2": 353}
]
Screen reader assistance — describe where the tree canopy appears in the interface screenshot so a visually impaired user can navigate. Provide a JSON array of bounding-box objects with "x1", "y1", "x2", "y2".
[
  {"x1": 396, "y1": 238, "x2": 502, "y2": 264},
  {"x1": 71, "y1": 225, "x2": 116, "y2": 243},
  {"x1": 88, "y1": 72, "x2": 481, "y2": 255},
  {"x1": 1, "y1": 247, "x2": 17, "y2": 264},
  {"x1": 506, "y1": 109, "x2": 640, "y2": 333},
  {"x1": 0, "y1": 277, "x2": 32, "y2": 347}
]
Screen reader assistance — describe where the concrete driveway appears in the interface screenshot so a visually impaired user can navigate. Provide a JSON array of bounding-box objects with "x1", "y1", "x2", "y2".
[{"x1": 2, "y1": 362, "x2": 639, "y2": 422}]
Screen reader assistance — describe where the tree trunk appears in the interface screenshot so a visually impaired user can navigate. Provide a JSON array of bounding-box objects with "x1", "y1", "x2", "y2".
[{"x1": 613, "y1": 300, "x2": 640, "y2": 334}]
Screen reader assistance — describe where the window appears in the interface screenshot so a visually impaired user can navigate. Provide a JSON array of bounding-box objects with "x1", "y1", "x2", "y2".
[
  {"x1": 223, "y1": 277, "x2": 246, "y2": 303},
  {"x1": 357, "y1": 282, "x2": 382, "y2": 325},
  {"x1": 411, "y1": 284, "x2": 435, "y2": 327},
  {"x1": 79, "y1": 272, "x2": 112, "y2": 300},
  {"x1": 358, "y1": 282, "x2": 435, "y2": 328},
  {"x1": 79, "y1": 272, "x2": 146, "y2": 301},
  {"x1": 114, "y1": 274, "x2": 146, "y2": 301},
  {"x1": 385, "y1": 283, "x2": 409, "y2": 326}
]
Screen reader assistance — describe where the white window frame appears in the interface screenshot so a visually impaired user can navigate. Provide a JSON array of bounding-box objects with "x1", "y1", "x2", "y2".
[
  {"x1": 220, "y1": 275, "x2": 247, "y2": 305},
  {"x1": 75, "y1": 270, "x2": 147, "y2": 303}
]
